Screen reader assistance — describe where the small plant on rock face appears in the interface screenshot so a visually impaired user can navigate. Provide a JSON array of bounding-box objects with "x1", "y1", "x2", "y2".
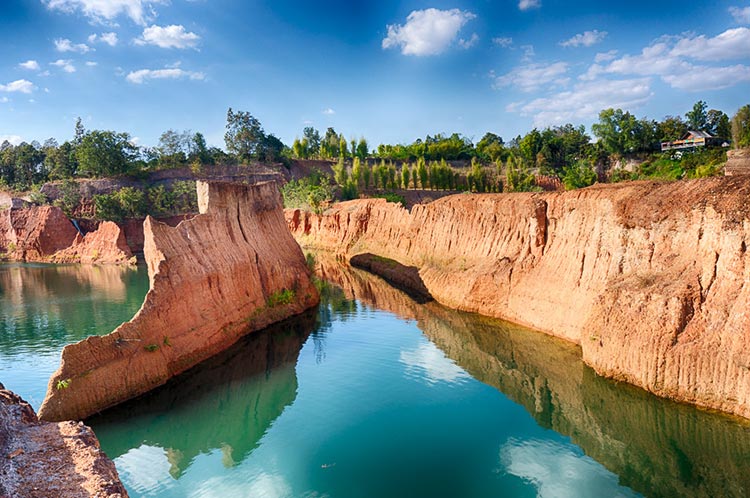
[
  {"x1": 56, "y1": 378, "x2": 71, "y2": 390},
  {"x1": 144, "y1": 343, "x2": 160, "y2": 352},
  {"x1": 267, "y1": 288, "x2": 295, "y2": 307}
]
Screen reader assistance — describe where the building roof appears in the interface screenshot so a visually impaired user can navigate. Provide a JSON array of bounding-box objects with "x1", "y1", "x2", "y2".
[{"x1": 683, "y1": 130, "x2": 714, "y2": 139}]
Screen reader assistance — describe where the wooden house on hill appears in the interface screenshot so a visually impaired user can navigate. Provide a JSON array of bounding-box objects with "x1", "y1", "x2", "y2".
[{"x1": 660, "y1": 130, "x2": 727, "y2": 152}]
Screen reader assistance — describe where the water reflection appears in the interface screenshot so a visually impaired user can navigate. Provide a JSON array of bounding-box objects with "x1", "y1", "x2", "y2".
[
  {"x1": 318, "y1": 258, "x2": 750, "y2": 498},
  {"x1": 0, "y1": 262, "x2": 149, "y2": 407},
  {"x1": 89, "y1": 310, "x2": 317, "y2": 478},
  {"x1": 0, "y1": 262, "x2": 147, "y2": 351}
]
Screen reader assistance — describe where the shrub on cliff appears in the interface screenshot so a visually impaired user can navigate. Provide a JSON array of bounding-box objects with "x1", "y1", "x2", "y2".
[
  {"x1": 562, "y1": 160, "x2": 597, "y2": 190},
  {"x1": 282, "y1": 174, "x2": 333, "y2": 214}
]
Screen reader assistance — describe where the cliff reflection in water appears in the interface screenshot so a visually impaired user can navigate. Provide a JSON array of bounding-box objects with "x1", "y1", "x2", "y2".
[
  {"x1": 89, "y1": 310, "x2": 317, "y2": 478},
  {"x1": 0, "y1": 262, "x2": 147, "y2": 351},
  {"x1": 318, "y1": 257, "x2": 750, "y2": 498}
]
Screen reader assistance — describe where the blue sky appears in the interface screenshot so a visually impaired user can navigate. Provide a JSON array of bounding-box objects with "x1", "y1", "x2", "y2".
[{"x1": 1, "y1": 0, "x2": 749, "y2": 148}]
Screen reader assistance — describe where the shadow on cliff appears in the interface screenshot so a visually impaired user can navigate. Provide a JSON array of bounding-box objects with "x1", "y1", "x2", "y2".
[
  {"x1": 88, "y1": 308, "x2": 318, "y2": 478},
  {"x1": 317, "y1": 258, "x2": 750, "y2": 498}
]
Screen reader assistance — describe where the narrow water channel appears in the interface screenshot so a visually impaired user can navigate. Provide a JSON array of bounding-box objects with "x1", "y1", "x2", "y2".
[{"x1": 1, "y1": 261, "x2": 749, "y2": 497}]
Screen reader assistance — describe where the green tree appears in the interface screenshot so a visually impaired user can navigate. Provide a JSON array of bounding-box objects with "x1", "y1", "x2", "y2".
[
  {"x1": 562, "y1": 160, "x2": 597, "y2": 190},
  {"x1": 356, "y1": 138, "x2": 368, "y2": 160},
  {"x1": 706, "y1": 109, "x2": 731, "y2": 138},
  {"x1": 506, "y1": 156, "x2": 537, "y2": 192},
  {"x1": 657, "y1": 116, "x2": 688, "y2": 142},
  {"x1": 476, "y1": 132, "x2": 505, "y2": 162},
  {"x1": 731, "y1": 104, "x2": 750, "y2": 148},
  {"x1": 402, "y1": 163, "x2": 411, "y2": 189},
  {"x1": 685, "y1": 100, "x2": 708, "y2": 132},
  {"x1": 224, "y1": 108, "x2": 266, "y2": 163},
  {"x1": 303, "y1": 127, "x2": 321, "y2": 157},
  {"x1": 416, "y1": 157, "x2": 428, "y2": 189},
  {"x1": 76, "y1": 130, "x2": 138, "y2": 177},
  {"x1": 45, "y1": 140, "x2": 77, "y2": 179}
]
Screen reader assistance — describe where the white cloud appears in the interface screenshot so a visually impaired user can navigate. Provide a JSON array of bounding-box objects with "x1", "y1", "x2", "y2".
[
  {"x1": 382, "y1": 8, "x2": 476, "y2": 56},
  {"x1": 730, "y1": 6, "x2": 750, "y2": 24},
  {"x1": 594, "y1": 50, "x2": 618, "y2": 63},
  {"x1": 592, "y1": 27, "x2": 750, "y2": 92},
  {"x1": 500, "y1": 439, "x2": 640, "y2": 498},
  {"x1": 0, "y1": 135, "x2": 24, "y2": 145},
  {"x1": 42, "y1": 0, "x2": 164, "y2": 25},
  {"x1": 670, "y1": 27, "x2": 750, "y2": 61},
  {"x1": 0, "y1": 79, "x2": 35, "y2": 93},
  {"x1": 400, "y1": 342, "x2": 470, "y2": 385},
  {"x1": 85, "y1": 61, "x2": 98, "y2": 66},
  {"x1": 55, "y1": 38, "x2": 92, "y2": 53},
  {"x1": 509, "y1": 78, "x2": 653, "y2": 127},
  {"x1": 51, "y1": 59, "x2": 76, "y2": 73},
  {"x1": 492, "y1": 37, "x2": 513, "y2": 48},
  {"x1": 18, "y1": 60, "x2": 40, "y2": 70},
  {"x1": 493, "y1": 62, "x2": 569, "y2": 92},
  {"x1": 662, "y1": 64, "x2": 750, "y2": 91},
  {"x1": 0, "y1": 97, "x2": 9, "y2": 103},
  {"x1": 126, "y1": 67, "x2": 205, "y2": 84},
  {"x1": 520, "y1": 44, "x2": 536, "y2": 61},
  {"x1": 88, "y1": 32, "x2": 118, "y2": 46},
  {"x1": 519, "y1": 0, "x2": 541, "y2": 11},
  {"x1": 458, "y1": 33, "x2": 479, "y2": 49},
  {"x1": 560, "y1": 30, "x2": 607, "y2": 48},
  {"x1": 322, "y1": 108, "x2": 335, "y2": 115},
  {"x1": 135, "y1": 24, "x2": 200, "y2": 49}
]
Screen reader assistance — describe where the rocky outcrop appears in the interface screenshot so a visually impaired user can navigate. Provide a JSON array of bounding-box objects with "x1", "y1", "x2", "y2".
[
  {"x1": 725, "y1": 148, "x2": 750, "y2": 176},
  {"x1": 50, "y1": 221, "x2": 134, "y2": 265},
  {"x1": 0, "y1": 385, "x2": 128, "y2": 498},
  {"x1": 39, "y1": 181, "x2": 319, "y2": 422},
  {"x1": 0, "y1": 205, "x2": 78, "y2": 261},
  {"x1": 287, "y1": 176, "x2": 750, "y2": 419}
]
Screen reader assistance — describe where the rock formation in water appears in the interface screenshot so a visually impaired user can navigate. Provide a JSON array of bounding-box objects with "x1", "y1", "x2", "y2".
[
  {"x1": 287, "y1": 176, "x2": 750, "y2": 419},
  {"x1": 39, "y1": 181, "x2": 319, "y2": 422},
  {"x1": 0, "y1": 384, "x2": 128, "y2": 498}
]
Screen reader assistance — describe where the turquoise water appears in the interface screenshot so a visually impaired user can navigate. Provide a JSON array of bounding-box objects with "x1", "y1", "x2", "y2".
[
  {"x1": 2, "y1": 262, "x2": 750, "y2": 497},
  {"x1": 0, "y1": 262, "x2": 149, "y2": 407}
]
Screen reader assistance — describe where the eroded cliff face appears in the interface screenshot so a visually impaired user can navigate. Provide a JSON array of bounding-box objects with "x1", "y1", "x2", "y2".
[
  {"x1": 287, "y1": 177, "x2": 750, "y2": 419},
  {"x1": 0, "y1": 205, "x2": 78, "y2": 260},
  {"x1": 0, "y1": 205, "x2": 132, "y2": 264},
  {"x1": 0, "y1": 385, "x2": 128, "y2": 498},
  {"x1": 50, "y1": 221, "x2": 134, "y2": 265},
  {"x1": 39, "y1": 181, "x2": 319, "y2": 422}
]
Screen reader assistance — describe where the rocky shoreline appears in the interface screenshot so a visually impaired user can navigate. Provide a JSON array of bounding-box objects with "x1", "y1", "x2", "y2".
[{"x1": 0, "y1": 384, "x2": 128, "y2": 498}]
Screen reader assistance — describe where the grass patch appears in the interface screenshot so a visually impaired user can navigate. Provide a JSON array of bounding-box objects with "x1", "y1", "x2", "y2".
[
  {"x1": 267, "y1": 288, "x2": 296, "y2": 307},
  {"x1": 144, "y1": 343, "x2": 160, "y2": 352}
]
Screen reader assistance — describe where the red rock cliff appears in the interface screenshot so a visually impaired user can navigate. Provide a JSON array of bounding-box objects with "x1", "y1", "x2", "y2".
[
  {"x1": 39, "y1": 181, "x2": 319, "y2": 422},
  {"x1": 287, "y1": 177, "x2": 750, "y2": 419},
  {"x1": 0, "y1": 205, "x2": 77, "y2": 260}
]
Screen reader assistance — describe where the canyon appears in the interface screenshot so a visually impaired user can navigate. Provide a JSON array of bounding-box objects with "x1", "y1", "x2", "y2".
[
  {"x1": 287, "y1": 176, "x2": 750, "y2": 419},
  {"x1": 38, "y1": 181, "x2": 319, "y2": 422}
]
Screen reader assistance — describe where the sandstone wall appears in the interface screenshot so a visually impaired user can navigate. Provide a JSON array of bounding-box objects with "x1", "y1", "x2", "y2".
[
  {"x1": 0, "y1": 205, "x2": 77, "y2": 260},
  {"x1": 287, "y1": 177, "x2": 750, "y2": 418},
  {"x1": 50, "y1": 221, "x2": 134, "y2": 265},
  {"x1": 0, "y1": 385, "x2": 128, "y2": 498},
  {"x1": 39, "y1": 181, "x2": 319, "y2": 422}
]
